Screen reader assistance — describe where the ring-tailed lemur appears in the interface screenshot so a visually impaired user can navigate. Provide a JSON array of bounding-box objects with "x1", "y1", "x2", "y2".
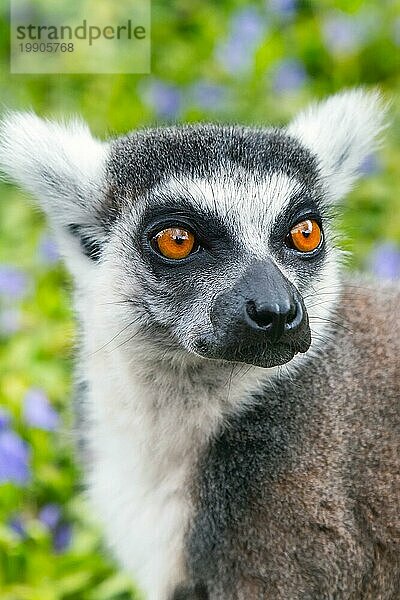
[{"x1": 0, "y1": 90, "x2": 399, "y2": 600}]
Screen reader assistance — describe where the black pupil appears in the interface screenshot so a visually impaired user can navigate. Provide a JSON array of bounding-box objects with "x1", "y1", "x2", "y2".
[
  {"x1": 174, "y1": 234, "x2": 186, "y2": 245},
  {"x1": 302, "y1": 223, "x2": 312, "y2": 238}
]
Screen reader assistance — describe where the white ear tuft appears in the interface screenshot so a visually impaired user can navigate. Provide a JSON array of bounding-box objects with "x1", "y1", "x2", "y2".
[
  {"x1": 287, "y1": 89, "x2": 387, "y2": 201},
  {"x1": 0, "y1": 111, "x2": 107, "y2": 224},
  {"x1": 0, "y1": 111, "x2": 110, "y2": 272}
]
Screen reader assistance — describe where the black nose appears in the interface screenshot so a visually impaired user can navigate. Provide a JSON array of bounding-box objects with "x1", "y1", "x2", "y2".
[{"x1": 245, "y1": 298, "x2": 304, "y2": 342}]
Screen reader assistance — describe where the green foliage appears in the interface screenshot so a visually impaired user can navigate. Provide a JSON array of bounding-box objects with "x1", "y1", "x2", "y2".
[{"x1": 0, "y1": 1, "x2": 400, "y2": 598}]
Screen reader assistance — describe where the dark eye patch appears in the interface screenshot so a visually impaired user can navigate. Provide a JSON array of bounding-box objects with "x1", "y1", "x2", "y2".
[
  {"x1": 136, "y1": 196, "x2": 233, "y2": 255},
  {"x1": 269, "y1": 190, "x2": 327, "y2": 245}
]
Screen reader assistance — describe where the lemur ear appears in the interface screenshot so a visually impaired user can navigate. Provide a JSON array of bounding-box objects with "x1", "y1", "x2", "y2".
[
  {"x1": 0, "y1": 112, "x2": 110, "y2": 278},
  {"x1": 287, "y1": 89, "x2": 386, "y2": 201}
]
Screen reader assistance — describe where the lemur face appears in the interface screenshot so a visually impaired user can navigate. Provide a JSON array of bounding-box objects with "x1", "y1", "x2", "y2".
[
  {"x1": 105, "y1": 127, "x2": 328, "y2": 368},
  {"x1": 0, "y1": 90, "x2": 384, "y2": 371}
]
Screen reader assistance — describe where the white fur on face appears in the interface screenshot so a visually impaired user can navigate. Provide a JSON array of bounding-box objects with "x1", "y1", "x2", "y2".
[
  {"x1": 160, "y1": 170, "x2": 303, "y2": 255},
  {"x1": 140, "y1": 171, "x2": 341, "y2": 356}
]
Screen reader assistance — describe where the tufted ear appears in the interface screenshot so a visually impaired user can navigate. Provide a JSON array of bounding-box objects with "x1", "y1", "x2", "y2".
[
  {"x1": 0, "y1": 112, "x2": 111, "y2": 278},
  {"x1": 287, "y1": 89, "x2": 386, "y2": 202}
]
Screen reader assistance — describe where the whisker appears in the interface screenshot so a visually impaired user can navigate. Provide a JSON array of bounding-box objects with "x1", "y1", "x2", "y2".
[
  {"x1": 88, "y1": 316, "x2": 143, "y2": 357},
  {"x1": 106, "y1": 328, "x2": 144, "y2": 354},
  {"x1": 310, "y1": 328, "x2": 336, "y2": 345},
  {"x1": 309, "y1": 316, "x2": 353, "y2": 334},
  {"x1": 225, "y1": 363, "x2": 236, "y2": 403}
]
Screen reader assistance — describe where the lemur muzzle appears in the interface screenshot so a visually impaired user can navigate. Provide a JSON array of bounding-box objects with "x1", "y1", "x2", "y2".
[{"x1": 208, "y1": 260, "x2": 311, "y2": 366}]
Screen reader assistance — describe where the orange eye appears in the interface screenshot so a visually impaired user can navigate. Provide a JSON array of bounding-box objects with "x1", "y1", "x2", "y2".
[
  {"x1": 289, "y1": 219, "x2": 322, "y2": 253},
  {"x1": 153, "y1": 227, "x2": 196, "y2": 260}
]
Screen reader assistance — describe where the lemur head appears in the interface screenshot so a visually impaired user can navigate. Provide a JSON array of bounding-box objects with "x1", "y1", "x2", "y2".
[{"x1": 0, "y1": 90, "x2": 384, "y2": 371}]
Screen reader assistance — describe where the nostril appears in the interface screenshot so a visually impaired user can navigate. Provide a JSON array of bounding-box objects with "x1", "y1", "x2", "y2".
[
  {"x1": 286, "y1": 302, "x2": 298, "y2": 325},
  {"x1": 245, "y1": 300, "x2": 275, "y2": 329},
  {"x1": 285, "y1": 300, "x2": 303, "y2": 331},
  {"x1": 245, "y1": 298, "x2": 304, "y2": 339}
]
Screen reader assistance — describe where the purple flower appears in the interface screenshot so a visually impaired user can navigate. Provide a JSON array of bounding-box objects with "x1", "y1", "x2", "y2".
[
  {"x1": 230, "y1": 7, "x2": 265, "y2": 41},
  {"x1": 39, "y1": 503, "x2": 61, "y2": 530},
  {"x1": 140, "y1": 79, "x2": 182, "y2": 120},
  {"x1": 216, "y1": 7, "x2": 267, "y2": 74},
  {"x1": 189, "y1": 82, "x2": 229, "y2": 112},
  {"x1": 23, "y1": 388, "x2": 59, "y2": 431},
  {"x1": 38, "y1": 233, "x2": 60, "y2": 265},
  {"x1": 268, "y1": 0, "x2": 297, "y2": 19},
  {"x1": 0, "y1": 308, "x2": 22, "y2": 336},
  {"x1": 369, "y1": 243, "x2": 400, "y2": 280},
  {"x1": 9, "y1": 516, "x2": 26, "y2": 538},
  {"x1": 322, "y1": 13, "x2": 361, "y2": 54},
  {"x1": 271, "y1": 58, "x2": 307, "y2": 94},
  {"x1": 39, "y1": 504, "x2": 72, "y2": 553},
  {"x1": 216, "y1": 40, "x2": 252, "y2": 74},
  {"x1": 0, "y1": 408, "x2": 11, "y2": 431},
  {"x1": 0, "y1": 430, "x2": 30, "y2": 485},
  {"x1": 53, "y1": 522, "x2": 72, "y2": 553},
  {"x1": 0, "y1": 266, "x2": 29, "y2": 301}
]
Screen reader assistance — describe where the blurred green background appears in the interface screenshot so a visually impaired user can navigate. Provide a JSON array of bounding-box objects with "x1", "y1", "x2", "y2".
[{"x1": 0, "y1": 1, "x2": 400, "y2": 599}]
